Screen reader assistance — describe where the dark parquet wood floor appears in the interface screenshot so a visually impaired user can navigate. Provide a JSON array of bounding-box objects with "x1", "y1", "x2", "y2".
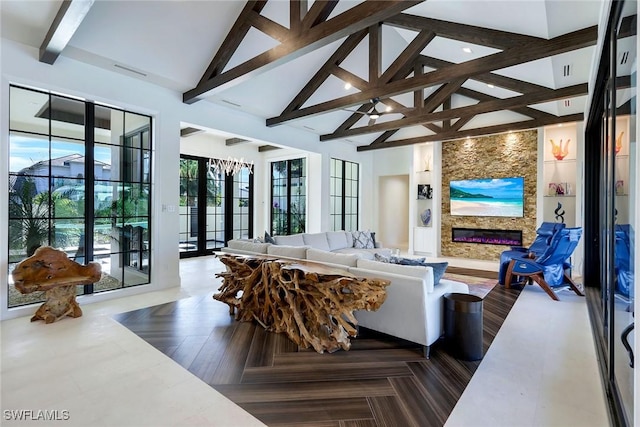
[{"x1": 115, "y1": 274, "x2": 519, "y2": 427}]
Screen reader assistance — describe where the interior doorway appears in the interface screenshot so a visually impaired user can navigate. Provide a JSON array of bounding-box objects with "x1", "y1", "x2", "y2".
[{"x1": 378, "y1": 174, "x2": 409, "y2": 251}]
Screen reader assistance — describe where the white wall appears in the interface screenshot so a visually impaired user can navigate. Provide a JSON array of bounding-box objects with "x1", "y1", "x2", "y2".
[
  {"x1": 0, "y1": 38, "x2": 375, "y2": 320},
  {"x1": 378, "y1": 175, "x2": 410, "y2": 249}
]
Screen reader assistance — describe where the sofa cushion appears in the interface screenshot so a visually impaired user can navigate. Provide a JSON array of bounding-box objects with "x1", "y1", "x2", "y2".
[
  {"x1": 352, "y1": 230, "x2": 375, "y2": 249},
  {"x1": 326, "y1": 231, "x2": 351, "y2": 251},
  {"x1": 267, "y1": 244, "x2": 309, "y2": 259},
  {"x1": 356, "y1": 258, "x2": 435, "y2": 293},
  {"x1": 227, "y1": 239, "x2": 271, "y2": 254},
  {"x1": 264, "y1": 231, "x2": 276, "y2": 244},
  {"x1": 274, "y1": 234, "x2": 305, "y2": 246},
  {"x1": 306, "y1": 248, "x2": 359, "y2": 267},
  {"x1": 302, "y1": 233, "x2": 331, "y2": 251}
]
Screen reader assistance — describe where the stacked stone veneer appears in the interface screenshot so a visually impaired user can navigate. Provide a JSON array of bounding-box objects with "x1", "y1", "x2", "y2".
[{"x1": 441, "y1": 130, "x2": 538, "y2": 260}]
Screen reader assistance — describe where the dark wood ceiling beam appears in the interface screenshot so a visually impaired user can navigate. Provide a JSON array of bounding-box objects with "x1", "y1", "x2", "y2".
[
  {"x1": 266, "y1": 25, "x2": 597, "y2": 125},
  {"x1": 419, "y1": 55, "x2": 551, "y2": 94},
  {"x1": 414, "y1": 62, "x2": 424, "y2": 110},
  {"x1": 290, "y1": 0, "x2": 307, "y2": 34},
  {"x1": 320, "y1": 83, "x2": 587, "y2": 140},
  {"x1": 301, "y1": 0, "x2": 339, "y2": 29},
  {"x1": 443, "y1": 97, "x2": 452, "y2": 130},
  {"x1": 185, "y1": 0, "x2": 423, "y2": 103},
  {"x1": 249, "y1": 12, "x2": 290, "y2": 43},
  {"x1": 331, "y1": 68, "x2": 372, "y2": 131},
  {"x1": 39, "y1": 0, "x2": 95, "y2": 64},
  {"x1": 455, "y1": 87, "x2": 556, "y2": 121},
  {"x1": 358, "y1": 113, "x2": 584, "y2": 151},
  {"x1": 283, "y1": 30, "x2": 367, "y2": 113},
  {"x1": 195, "y1": 1, "x2": 267, "y2": 87},
  {"x1": 369, "y1": 24, "x2": 381, "y2": 85},
  {"x1": 379, "y1": 30, "x2": 435, "y2": 83},
  {"x1": 423, "y1": 79, "x2": 466, "y2": 112},
  {"x1": 449, "y1": 116, "x2": 473, "y2": 132},
  {"x1": 384, "y1": 14, "x2": 542, "y2": 49}
]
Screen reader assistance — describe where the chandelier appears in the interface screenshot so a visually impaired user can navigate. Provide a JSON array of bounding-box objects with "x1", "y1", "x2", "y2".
[{"x1": 208, "y1": 156, "x2": 254, "y2": 176}]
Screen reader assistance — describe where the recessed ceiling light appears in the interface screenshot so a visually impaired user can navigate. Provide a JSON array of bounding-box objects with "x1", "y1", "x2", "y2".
[
  {"x1": 385, "y1": 106, "x2": 392, "y2": 112},
  {"x1": 558, "y1": 124, "x2": 563, "y2": 127},
  {"x1": 344, "y1": 82, "x2": 352, "y2": 90},
  {"x1": 487, "y1": 84, "x2": 495, "y2": 88},
  {"x1": 462, "y1": 47, "x2": 472, "y2": 53}
]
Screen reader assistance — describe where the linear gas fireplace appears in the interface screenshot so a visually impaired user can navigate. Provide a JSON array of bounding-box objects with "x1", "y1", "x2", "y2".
[{"x1": 452, "y1": 227, "x2": 523, "y2": 246}]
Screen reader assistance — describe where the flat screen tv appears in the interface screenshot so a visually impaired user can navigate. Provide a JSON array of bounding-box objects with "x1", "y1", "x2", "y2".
[{"x1": 450, "y1": 176, "x2": 524, "y2": 217}]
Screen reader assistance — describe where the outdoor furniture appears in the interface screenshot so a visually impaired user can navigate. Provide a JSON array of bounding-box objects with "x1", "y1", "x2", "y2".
[
  {"x1": 11, "y1": 246, "x2": 102, "y2": 323},
  {"x1": 498, "y1": 222, "x2": 565, "y2": 285},
  {"x1": 504, "y1": 227, "x2": 584, "y2": 301}
]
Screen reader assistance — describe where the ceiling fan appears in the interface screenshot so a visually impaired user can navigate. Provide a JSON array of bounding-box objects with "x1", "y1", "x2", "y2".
[{"x1": 342, "y1": 97, "x2": 405, "y2": 126}]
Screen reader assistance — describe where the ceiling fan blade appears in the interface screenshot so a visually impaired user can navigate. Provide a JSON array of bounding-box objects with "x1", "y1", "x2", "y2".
[{"x1": 368, "y1": 117, "x2": 377, "y2": 126}]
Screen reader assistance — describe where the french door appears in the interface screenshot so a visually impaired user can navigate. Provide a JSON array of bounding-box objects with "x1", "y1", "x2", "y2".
[{"x1": 179, "y1": 155, "x2": 253, "y2": 257}]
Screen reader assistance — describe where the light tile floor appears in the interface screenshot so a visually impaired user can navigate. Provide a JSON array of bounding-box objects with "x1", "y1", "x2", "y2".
[
  {"x1": 1, "y1": 256, "x2": 609, "y2": 426},
  {"x1": 446, "y1": 284, "x2": 610, "y2": 427}
]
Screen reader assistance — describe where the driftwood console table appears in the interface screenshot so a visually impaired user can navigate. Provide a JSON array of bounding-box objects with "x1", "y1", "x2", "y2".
[{"x1": 214, "y1": 254, "x2": 390, "y2": 353}]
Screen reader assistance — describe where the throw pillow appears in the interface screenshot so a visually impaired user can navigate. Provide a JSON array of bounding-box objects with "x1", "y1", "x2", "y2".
[
  {"x1": 352, "y1": 231, "x2": 374, "y2": 249},
  {"x1": 374, "y1": 253, "x2": 391, "y2": 263},
  {"x1": 423, "y1": 261, "x2": 448, "y2": 285},
  {"x1": 264, "y1": 231, "x2": 276, "y2": 244},
  {"x1": 371, "y1": 232, "x2": 377, "y2": 248},
  {"x1": 391, "y1": 256, "x2": 426, "y2": 266}
]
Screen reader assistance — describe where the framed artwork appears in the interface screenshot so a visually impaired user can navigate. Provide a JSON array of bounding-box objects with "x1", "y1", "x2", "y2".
[{"x1": 418, "y1": 184, "x2": 431, "y2": 199}]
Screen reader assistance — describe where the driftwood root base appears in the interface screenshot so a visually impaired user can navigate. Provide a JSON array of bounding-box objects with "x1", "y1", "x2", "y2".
[
  {"x1": 11, "y1": 246, "x2": 101, "y2": 324},
  {"x1": 214, "y1": 255, "x2": 389, "y2": 353},
  {"x1": 31, "y1": 285, "x2": 83, "y2": 323}
]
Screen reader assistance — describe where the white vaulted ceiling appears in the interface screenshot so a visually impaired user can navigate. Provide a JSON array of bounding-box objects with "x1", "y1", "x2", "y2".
[{"x1": 1, "y1": 0, "x2": 608, "y2": 150}]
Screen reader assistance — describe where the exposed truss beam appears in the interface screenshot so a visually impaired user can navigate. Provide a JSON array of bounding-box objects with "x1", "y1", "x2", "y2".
[
  {"x1": 301, "y1": 0, "x2": 339, "y2": 29},
  {"x1": 290, "y1": 0, "x2": 306, "y2": 34},
  {"x1": 384, "y1": 14, "x2": 542, "y2": 49},
  {"x1": 321, "y1": 83, "x2": 587, "y2": 141},
  {"x1": 248, "y1": 13, "x2": 290, "y2": 43},
  {"x1": 184, "y1": 0, "x2": 423, "y2": 103},
  {"x1": 266, "y1": 25, "x2": 597, "y2": 125},
  {"x1": 283, "y1": 30, "x2": 367, "y2": 114},
  {"x1": 39, "y1": 0, "x2": 95, "y2": 64},
  {"x1": 455, "y1": 87, "x2": 557, "y2": 121},
  {"x1": 358, "y1": 113, "x2": 585, "y2": 152},
  {"x1": 194, "y1": 1, "x2": 267, "y2": 87}
]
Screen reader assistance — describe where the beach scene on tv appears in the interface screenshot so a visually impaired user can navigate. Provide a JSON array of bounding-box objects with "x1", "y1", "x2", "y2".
[{"x1": 450, "y1": 177, "x2": 524, "y2": 217}]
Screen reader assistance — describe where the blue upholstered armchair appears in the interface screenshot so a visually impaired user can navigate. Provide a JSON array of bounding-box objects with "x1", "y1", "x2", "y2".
[
  {"x1": 498, "y1": 222, "x2": 566, "y2": 285},
  {"x1": 504, "y1": 227, "x2": 583, "y2": 300}
]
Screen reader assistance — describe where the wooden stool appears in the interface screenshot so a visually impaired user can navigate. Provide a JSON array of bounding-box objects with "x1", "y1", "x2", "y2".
[{"x1": 12, "y1": 246, "x2": 102, "y2": 323}]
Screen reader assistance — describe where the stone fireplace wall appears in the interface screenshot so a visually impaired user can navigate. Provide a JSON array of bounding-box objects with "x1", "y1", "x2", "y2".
[{"x1": 441, "y1": 130, "x2": 538, "y2": 260}]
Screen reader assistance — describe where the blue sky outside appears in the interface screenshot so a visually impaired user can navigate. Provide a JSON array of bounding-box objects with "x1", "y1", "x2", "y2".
[{"x1": 450, "y1": 177, "x2": 524, "y2": 199}]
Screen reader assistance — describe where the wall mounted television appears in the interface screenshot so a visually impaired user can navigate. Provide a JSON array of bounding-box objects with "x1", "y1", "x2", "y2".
[{"x1": 450, "y1": 176, "x2": 524, "y2": 217}]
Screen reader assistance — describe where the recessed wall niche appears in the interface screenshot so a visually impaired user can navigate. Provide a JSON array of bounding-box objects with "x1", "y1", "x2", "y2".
[{"x1": 441, "y1": 130, "x2": 538, "y2": 260}]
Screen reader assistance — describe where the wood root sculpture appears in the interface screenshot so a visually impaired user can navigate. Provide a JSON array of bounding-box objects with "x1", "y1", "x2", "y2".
[
  {"x1": 214, "y1": 254, "x2": 390, "y2": 354},
  {"x1": 12, "y1": 246, "x2": 102, "y2": 323}
]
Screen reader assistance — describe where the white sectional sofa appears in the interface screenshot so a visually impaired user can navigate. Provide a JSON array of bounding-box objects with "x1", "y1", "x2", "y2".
[
  {"x1": 221, "y1": 231, "x2": 469, "y2": 357},
  {"x1": 224, "y1": 231, "x2": 392, "y2": 260}
]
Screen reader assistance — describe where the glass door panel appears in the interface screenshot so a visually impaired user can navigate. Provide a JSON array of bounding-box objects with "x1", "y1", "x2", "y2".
[{"x1": 612, "y1": 4, "x2": 636, "y2": 424}]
